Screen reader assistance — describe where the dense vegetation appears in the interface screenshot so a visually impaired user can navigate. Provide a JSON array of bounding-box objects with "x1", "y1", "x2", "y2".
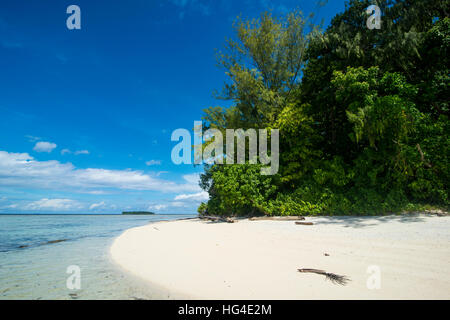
[{"x1": 198, "y1": 0, "x2": 449, "y2": 216}]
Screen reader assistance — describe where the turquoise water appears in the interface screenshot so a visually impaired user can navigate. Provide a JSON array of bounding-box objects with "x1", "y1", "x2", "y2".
[{"x1": 0, "y1": 214, "x2": 194, "y2": 300}]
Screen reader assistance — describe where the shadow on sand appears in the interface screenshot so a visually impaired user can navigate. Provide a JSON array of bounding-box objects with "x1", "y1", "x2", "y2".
[{"x1": 311, "y1": 213, "x2": 431, "y2": 229}]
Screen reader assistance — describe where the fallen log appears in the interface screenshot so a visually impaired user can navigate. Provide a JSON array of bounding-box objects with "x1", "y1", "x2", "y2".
[
  {"x1": 295, "y1": 222, "x2": 313, "y2": 225},
  {"x1": 45, "y1": 239, "x2": 68, "y2": 245},
  {"x1": 297, "y1": 268, "x2": 350, "y2": 285},
  {"x1": 199, "y1": 216, "x2": 235, "y2": 223},
  {"x1": 249, "y1": 216, "x2": 305, "y2": 221}
]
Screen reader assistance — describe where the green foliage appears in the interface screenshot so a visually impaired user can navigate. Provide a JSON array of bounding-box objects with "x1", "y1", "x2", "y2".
[
  {"x1": 275, "y1": 104, "x2": 322, "y2": 184},
  {"x1": 197, "y1": 202, "x2": 208, "y2": 216},
  {"x1": 199, "y1": 1, "x2": 449, "y2": 216},
  {"x1": 204, "y1": 10, "x2": 311, "y2": 130},
  {"x1": 202, "y1": 164, "x2": 278, "y2": 216},
  {"x1": 264, "y1": 194, "x2": 325, "y2": 216}
]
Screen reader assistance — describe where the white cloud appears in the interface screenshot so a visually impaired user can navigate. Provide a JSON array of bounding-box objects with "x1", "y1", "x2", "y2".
[
  {"x1": 148, "y1": 201, "x2": 189, "y2": 211},
  {"x1": 61, "y1": 149, "x2": 89, "y2": 155},
  {"x1": 85, "y1": 190, "x2": 108, "y2": 195},
  {"x1": 148, "y1": 204, "x2": 167, "y2": 211},
  {"x1": 0, "y1": 203, "x2": 18, "y2": 209},
  {"x1": 183, "y1": 173, "x2": 201, "y2": 185},
  {"x1": 146, "y1": 160, "x2": 161, "y2": 166},
  {"x1": 33, "y1": 141, "x2": 57, "y2": 153},
  {"x1": 170, "y1": 201, "x2": 188, "y2": 207},
  {"x1": 74, "y1": 150, "x2": 89, "y2": 155},
  {"x1": 25, "y1": 135, "x2": 41, "y2": 142},
  {"x1": 174, "y1": 191, "x2": 208, "y2": 201},
  {"x1": 0, "y1": 150, "x2": 200, "y2": 193},
  {"x1": 25, "y1": 198, "x2": 82, "y2": 211},
  {"x1": 89, "y1": 201, "x2": 106, "y2": 210},
  {"x1": 61, "y1": 149, "x2": 71, "y2": 155}
]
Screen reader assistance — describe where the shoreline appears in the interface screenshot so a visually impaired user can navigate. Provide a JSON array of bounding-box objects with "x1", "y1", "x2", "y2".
[
  {"x1": 106, "y1": 245, "x2": 190, "y2": 300},
  {"x1": 110, "y1": 214, "x2": 450, "y2": 299}
]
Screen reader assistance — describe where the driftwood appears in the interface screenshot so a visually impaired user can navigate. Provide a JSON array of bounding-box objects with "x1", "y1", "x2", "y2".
[
  {"x1": 297, "y1": 268, "x2": 350, "y2": 285},
  {"x1": 18, "y1": 239, "x2": 68, "y2": 249},
  {"x1": 295, "y1": 222, "x2": 314, "y2": 225},
  {"x1": 249, "y1": 216, "x2": 305, "y2": 221},
  {"x1": 45, "y1": 239, "x2": 68, "y2": 245},
  {"x1": 416, "y1": 144, "x2": 432, "y2": 168},
  {"x1": 199, "y1": 216, "x2": 235, "y2": 223}
]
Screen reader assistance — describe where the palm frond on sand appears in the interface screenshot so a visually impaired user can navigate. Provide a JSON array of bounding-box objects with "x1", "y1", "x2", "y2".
[{"x1": 297, "y1": 268, "x2": 351, "y2": 286}]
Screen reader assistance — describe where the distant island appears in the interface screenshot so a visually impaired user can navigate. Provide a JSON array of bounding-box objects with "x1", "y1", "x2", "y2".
[{"x1": 122, "y1": 211, "x2": 155, "y2": 215}]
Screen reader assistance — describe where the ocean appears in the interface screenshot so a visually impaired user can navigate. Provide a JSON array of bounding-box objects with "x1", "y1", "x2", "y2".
[{"x1": 0, "y1": 214, "x2": 194, "y2": 300}]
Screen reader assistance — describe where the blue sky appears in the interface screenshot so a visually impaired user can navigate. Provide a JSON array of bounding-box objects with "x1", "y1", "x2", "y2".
[{"x1": 0, "y1": 0, "x2": 345, "y2": 214}]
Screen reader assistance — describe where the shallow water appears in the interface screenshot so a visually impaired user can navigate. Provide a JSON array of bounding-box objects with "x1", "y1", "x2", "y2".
[{"x1": 0, "y1": 214, "x2": 194, "y2": 299}]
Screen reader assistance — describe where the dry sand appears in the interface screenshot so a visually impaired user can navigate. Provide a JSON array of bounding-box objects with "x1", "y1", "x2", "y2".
[{"x1": 110, "y1": 215, "x2": 450, "y2": 299}]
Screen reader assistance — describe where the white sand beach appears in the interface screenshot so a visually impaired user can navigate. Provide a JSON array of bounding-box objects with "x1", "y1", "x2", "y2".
[{"x1": 110, "y1": 215, "x2": 450, "y2": 299}]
